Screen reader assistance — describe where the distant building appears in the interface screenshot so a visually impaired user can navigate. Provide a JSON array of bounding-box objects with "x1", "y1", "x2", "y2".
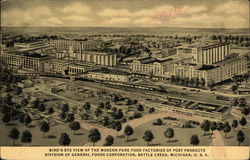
[
  {"x1": 56, "y1": 50, "x2": 118, "y2": 67},
  {"x1": 177, "y1": 42, "x2": 231, "y2": 65},
  {"x1": 172, "y1": 56, "x2": 248, "y2": 85},
  {"x1": 151, "y1": 48, "x2": 177, "y2": 58},
  {"x1": 0, "y1": 51, "x2": 50, "y2": 72},
  {"x1": 85, "y1": 69, "x2": 132, "y2": 82},
  {"x1": 49, "y1": 39, "x2": 102, "y2": 51},
  {"x1": 130, "y1": 57, "x2": 173, "y2": 79},
  {"x1": 14, "y1": 40, "x2": 50, "y2": 51}
]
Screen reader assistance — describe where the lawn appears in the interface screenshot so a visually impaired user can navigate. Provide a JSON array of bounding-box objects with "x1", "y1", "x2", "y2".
[
  {"x1": 112, "y1": 119, "x2": 212, "y2": 146},
  {"x1": 219, "y1": 115, "x2": 249, "y2": 146},
  {"x1": 0, "y1": 118, "x2": 89, "y2": 146}
]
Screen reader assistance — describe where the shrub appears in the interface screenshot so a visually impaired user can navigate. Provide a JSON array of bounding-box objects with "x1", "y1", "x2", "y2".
[
  {"x1": 153, "y1": 118, "x2": 163, "y2": 125},
  {"x1": 133, "y1": 112, "x2": 142, "y2": 118}
]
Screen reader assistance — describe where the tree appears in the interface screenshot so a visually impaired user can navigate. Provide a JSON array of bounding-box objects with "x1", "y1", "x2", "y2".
[
  {"x1": 241, "y1": 107, "x2": 250, "y2": 116},
  {"x1": 98, "y1": 102, "x2": 105, "y2": 110},
  {"x1": 62, "y1": 103, "x2": 69, "y2": 112},
  {"x1": 200, "y1": 120, "x2": 210, "y2": 136},
  {"x1": 113, "y1": 121, "x2": 122, "y2": 137},
  {"x1": 83, "y1": 102, "x2": 91, "y2": 112},
  {"x1": 124, "y1": 125, "x2": 134, "y2": 141},
  {"x1": 47, "y1": 107, "x2": 54, "y2": 115},
  {"x1": 40, "y1": 121, "x2": 50, "y2": 138},
  {"x1": 231, "y1": 85, "x2": 238, "y2": 94},
  {"x1": 104, "y1": 135, "x2": 114, "y2": 146},
  {"x1": 115, "y1": 109, "x2": 124, "y2": 119},
  {"x1": 59, "y1": 133, "x2": 71, "y2": 146},
  {"x1": 95, "y1": 108, "x2": 103, "y2": 118},
  {"x1": 164, "y1": 127, "x2": 174, "y2": 142},
  {"x1": 21, "y1": 130, "x2": 32, "y2": 145},
  {"x1": 230, "y1": 98, "x2": 239, "y2": 106},
  {"x1": 137, "y1": 104, "x2": 144, "y2": 111},
  {"x1": 231, "y1": 120, "x2": 238, "y2": 130},
  {"x1": 102, "y1": 116, "x2": 110, "y2": 126},
  {"x1": 66, "y1": 113, "x2": 75, "y2": 122},
  {"x1": 217, "y1": 122, "x2": 224, "y2": 131},
  {"x1": 200, "y1": 78, "x2": 206, "y2": 87},
  {"x1": 21, "y1": 99, "x2": 29, "y2": 107},
  {"x1": 149, "y1": 107, "x2": 155, "y2": 114},
  {"x1": 239, "y1": 98, "x2": 247, "y2": 108},
  {"x1": 2, "y1": 113, "x2": 11, "y2": 124},
  {"x1": 69, "y1": 121, "x2": 80, "y2": 135},
  {"x1": 237, "y1": 130, "x2": 245, "y2": 146},
  {"x1": 190, "y1": 134, "x2": 200, "y2": 146},
  {"x1": 15, "y1": 87, "x2": 22, "y2": 95},
  {"x1": 8, "y1": 127, "x2": 20, "y2": 145},
  {"x1": 223, "y1": 122, "x2": 231, "y2": 138},
  {"x1": 143, "y1": 130, "x2": 154, "y2": 146},
  {"x1": 88, "y1": 128, "x2": 101, "y2": 146},
  {"x1": 239, "y1": 117, "x2": 247, "y2": 128},
  {"x1": 133, "y1": 112, "x2": 142, "y2": 118},
  {"x1": 24, "y1": 114, "x2": 32, "y2": 127},
  {"x1": 38, "y1": 103, "x2": 46, "y2": 112},
  {"x1": 207, "y1": 80, "x2": 215, "y2": 91},
  {"x1": 210, "y1": 122, "x2": 217, "y2": 137},
  {"x1": 104, "y1": 101, "x2": 111, "y2": 111},
  {"x1": 60, "y1": 112, "x2": 67, "y2": 120}
]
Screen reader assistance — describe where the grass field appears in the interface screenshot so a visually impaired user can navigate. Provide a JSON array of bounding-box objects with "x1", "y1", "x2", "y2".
[
  {"x1": 0, "y1": 118, "x2": 89, "y2": 146},
  {"x1": 112, "y1": 119, "x2": 212, "y2": 146}
]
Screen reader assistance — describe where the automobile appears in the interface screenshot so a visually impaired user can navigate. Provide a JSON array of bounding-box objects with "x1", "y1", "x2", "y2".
[
  {"x1": 35, "y1": 88, "x2": 39, "y2": 90},
  {"x1": 190, "y1": 89, "x2": 196, "y2": 91},
  {"x1": 182, "y1": 88, "x2": 186, "y2": 90},
  {"x1": 196, "y1": 90, "x2": 200, "y2": 92}
]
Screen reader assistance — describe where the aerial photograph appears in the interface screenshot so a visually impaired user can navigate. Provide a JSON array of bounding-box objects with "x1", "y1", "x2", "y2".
[{"x1": 0, "y1": 0, "x2": 249, "y2": 147}]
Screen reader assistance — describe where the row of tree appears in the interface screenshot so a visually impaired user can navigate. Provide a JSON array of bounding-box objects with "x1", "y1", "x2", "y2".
[{"x1": 170, "y1": 76, "x2": 206, "y2": 88}]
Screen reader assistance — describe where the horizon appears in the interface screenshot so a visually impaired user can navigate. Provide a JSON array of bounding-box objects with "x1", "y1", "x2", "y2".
[
  {"x1": 1, "y1": 0, "x2": 249, "y2": 28},
  {"x1": 2, "y1": 26, "x2": 249, "y2": 29}
]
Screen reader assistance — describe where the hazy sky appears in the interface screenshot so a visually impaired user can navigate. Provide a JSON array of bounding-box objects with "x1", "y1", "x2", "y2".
[{"x1": 1, "y1": 0, "x2": 249, "y2": 28}]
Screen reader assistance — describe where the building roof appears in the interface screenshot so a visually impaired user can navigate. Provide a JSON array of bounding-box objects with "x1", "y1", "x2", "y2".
[
  {"x1": 215, "y1": 56, "x2": 244, "y2": 66},
  {"x1": 137, "y1": 57, "x2": 157, "y2": 64},
  {"x1": 90, "y1": 68, "x2": 130, "y2": 76},
  {"x1": 202, "y1": 42, "x2": 229, "y2": 50},
  {"x1": 197, "y1": 65, "x2": 218, "y2": 70}
]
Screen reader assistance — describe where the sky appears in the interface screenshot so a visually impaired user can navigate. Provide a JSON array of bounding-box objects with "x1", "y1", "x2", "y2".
[{"x1": 1, "y1": 0, "x2": 249, "y2": 28}]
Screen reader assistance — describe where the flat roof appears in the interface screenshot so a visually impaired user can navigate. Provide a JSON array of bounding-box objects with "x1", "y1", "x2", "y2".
[
  {"x1": 215, "y1": 56, "x2": 244, "y2": 65},
  {"x1": 90, "y1": 69, "x2": 130, "y2": 76},
  {"x1": 202, "y1": 42, "x2": 229, "y2": 50},
  {"x1": 197, "y1": 65, "x2": 218, "y2": 70}
]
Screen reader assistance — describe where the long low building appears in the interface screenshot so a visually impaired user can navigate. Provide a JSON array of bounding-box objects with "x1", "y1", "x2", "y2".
[
  {"x1": 85, "y1": 69, "x2": 132, "y2": 82},
  {"x1": 142, "y1": 97, "x2": 231, "y2": 122},
  {"x1": 49, "y1": 39, "x2": 103, "y2": 51}
]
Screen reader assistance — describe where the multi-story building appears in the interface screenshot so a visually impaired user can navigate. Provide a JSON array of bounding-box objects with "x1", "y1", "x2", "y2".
[
  {"x1": 130, "y1": 57, "x2": 173, "y2": 78},
  {"x1": 43, "y1": 58, "x2": 76, "y2": 74},
  {"x1": 14, "y1": 40, "x2": 50, "y2": 51},
  {"x1": 193, "y1": 42, "x2": 231, "y2": 65},
  {"x1": 56, "y1": 50, "x2": 118, "y2": 67},
  {"x1": 177, "y1": 42, "x2": 231, "y2": 65},
  {"x1": 172, "y1": 56, "x2": 248, "y2": 85},
  {"x1": 49, "y1": 39, "x2": 102, "y2": 51},
  {"x1": 0, "y1": 51, "x2": 50, "y2": 72}
]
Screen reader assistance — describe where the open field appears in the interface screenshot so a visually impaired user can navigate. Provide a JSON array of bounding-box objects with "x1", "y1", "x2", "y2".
[
  {"x1": 113, "y1": 118, "x2": 212, "y2": 146},
  {"x1": 0, "y1": 118, "x2": 89, "y2": 146}
]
